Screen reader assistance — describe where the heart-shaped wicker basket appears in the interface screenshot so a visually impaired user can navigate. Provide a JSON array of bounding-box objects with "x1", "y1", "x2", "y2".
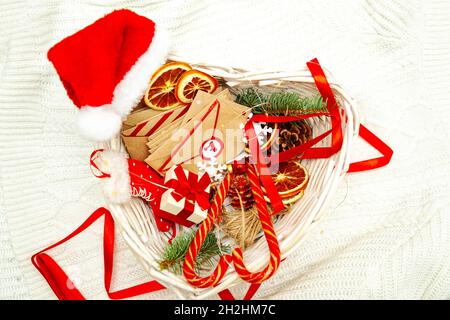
[{"x1": 103, "y1": 56, "x2": 359, "y2": 299}]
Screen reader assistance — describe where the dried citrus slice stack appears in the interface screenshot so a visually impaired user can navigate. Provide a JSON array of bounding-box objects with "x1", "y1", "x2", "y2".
[
  {"x1": 264, "y1": 161, "x2": 309, "y2": 205},
  {"x1": 144, "y1": 62, "x2": 192, "y2": 110},
  {"x1": 175, "y1": 70, "x2": 218, "y2": 103}
]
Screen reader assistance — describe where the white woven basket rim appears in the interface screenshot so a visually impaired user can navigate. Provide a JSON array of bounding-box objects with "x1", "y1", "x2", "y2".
[{"x1": 103, "y1": 57, "x2": 360, "y2": 300}]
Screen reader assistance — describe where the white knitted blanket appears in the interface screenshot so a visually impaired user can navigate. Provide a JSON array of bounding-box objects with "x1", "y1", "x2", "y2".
[{"x1": 1, "y1": 0, "x2": 450, "y2": 300}]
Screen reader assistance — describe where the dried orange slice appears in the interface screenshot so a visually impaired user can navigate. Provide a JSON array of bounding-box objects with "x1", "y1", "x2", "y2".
[
  {"x1": 264, "y1": 161, "x2": 309, "y2": 198},
  {"x1": 281, "y1": 190, "x2": 305, "y2": 205},
  {"x1": 264, "y1": 190, "x2": 305, "y2": 205},
  {"x1": 175, "y1": 70, "x2": 218, "y2": 103},
  {"x1": 263, "y1": 161, "x2": 308, "y2": 205},
  {"x1": 144, "y1": 61, "x2": 192, "y2": 110}
]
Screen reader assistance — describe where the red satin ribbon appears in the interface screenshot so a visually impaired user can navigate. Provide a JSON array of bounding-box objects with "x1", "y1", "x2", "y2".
[
  {"x1": 245, "y1": 58, "x2": 344, "y2": 214},
  {"x1": 89, "y1": 149, "x2": 111, "y2": 178},
  {"x1": 304, "y1": 58, "x2": 343, "y2": 158},
  {"x1": 31, "y1": 206, "x2": 263, "y2": 300},
  {"x1": 245, "y1": 120, "x2": 285, "y2": 214},
  {"x1": 245, "y1": 112, "x2": 334, "y2": 166},
  {"x1": 348, "y1": 124, "x2": 393, "y2": 173},
  {"x1": 165, "y1": 166, "x2": 211, "y2": 216},
  {"x1": 31, "y1": 207, "x2": 166, "y2": 300}
]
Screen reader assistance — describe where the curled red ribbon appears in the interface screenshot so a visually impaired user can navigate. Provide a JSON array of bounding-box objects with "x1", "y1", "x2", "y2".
[
  {"x1": 31, "y1": 207, "x2": 165, "y2": 300},
  {"x1": 31, "y1": 207, "x2": 261, "y2": 300},
  {"x1": 89, "y1": 149, "x2": 111, "y2": 178},
  {"x1": 245, "y1": 58, "x2": 344, "y2": 214},
  {"x1": 347, "y1": 124, "x2": 393, "y2": 172}
]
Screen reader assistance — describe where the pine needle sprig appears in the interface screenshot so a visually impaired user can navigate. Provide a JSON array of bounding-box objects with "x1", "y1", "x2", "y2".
[
  {"x1": 159, "y1": 230, "x2": 230, "y2": 275},
  {"x1": 235, "y1": 88, "x2": 327, "y2": 115}
]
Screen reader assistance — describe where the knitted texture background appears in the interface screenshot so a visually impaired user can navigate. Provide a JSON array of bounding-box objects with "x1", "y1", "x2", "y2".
[{"x1": 1, "y1": 0, "x2": 450, "y2": 299}]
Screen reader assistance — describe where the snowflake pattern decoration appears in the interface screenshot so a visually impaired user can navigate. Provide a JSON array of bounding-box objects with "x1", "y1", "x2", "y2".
[
  {"x1": 241, "y1": 121, "x2": 273, "y2": 145},
  {"x1": 197, "y1": 157, "x2": 228, "y2": 182}
]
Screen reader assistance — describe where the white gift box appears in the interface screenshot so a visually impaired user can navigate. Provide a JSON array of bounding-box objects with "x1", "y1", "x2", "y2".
[{"x1": 159, "y1": 166, "x2": 211, "y2": 226}]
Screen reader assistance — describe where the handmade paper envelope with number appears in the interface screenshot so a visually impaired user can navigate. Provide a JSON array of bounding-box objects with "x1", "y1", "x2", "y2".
[
  {"x1": 145, "y1": 91, "x2": 249, "y2": 174},
  {"x1": 147, "y1": 89, "x2": 233, "y2": 153},
  {"x1": 121, "y1": 105, "x2": 189, "y2": 161}
]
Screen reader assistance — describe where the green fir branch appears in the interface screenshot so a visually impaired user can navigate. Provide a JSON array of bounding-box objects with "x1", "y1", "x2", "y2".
[
  {"x1": 235, "y1": 88, "x2": 327, "y2": 115},
  {"x1": 159, "y1": 230, "x2": 230, "y2": 275}
]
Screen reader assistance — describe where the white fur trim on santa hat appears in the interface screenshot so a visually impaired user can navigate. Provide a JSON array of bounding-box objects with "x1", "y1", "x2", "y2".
[
  {"x1": 112, "y1": 25, "x2": 171, "y2": 118},
  {"x1": 96, "y1": 150, "x2": 131, "y2": 204},
  {"x1": 77, "y1": 25, "x2": 171, "y2": 141},
  {"x1": 77, "y1": 105, "x2": 122, "y2": 142}
]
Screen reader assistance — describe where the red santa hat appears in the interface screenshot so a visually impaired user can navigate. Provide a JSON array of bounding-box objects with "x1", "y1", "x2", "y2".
[{"x1": 48, "y1": 9, "x2": 170, "y2": 141}]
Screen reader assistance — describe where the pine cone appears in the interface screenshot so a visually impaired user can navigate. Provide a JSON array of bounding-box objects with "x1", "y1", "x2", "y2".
[
  {"x1": 277, "y1": 120, "x2": 312, "y2": 152},
  {"x1": 228, "y1": 173, "x2": 254, "y2": 210}
]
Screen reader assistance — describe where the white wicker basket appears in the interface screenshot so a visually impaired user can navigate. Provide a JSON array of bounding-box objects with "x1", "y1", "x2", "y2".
[{"x1": 103, "y1": 57, "x2": 360, "y2": 300}]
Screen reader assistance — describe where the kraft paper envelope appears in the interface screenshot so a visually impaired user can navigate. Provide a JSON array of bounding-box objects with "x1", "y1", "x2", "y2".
[
  {"x1": 121, "y1": 105, "x2": 189, "y2": 161},
  {"x1": 146, "y1": 116, "x2": 187, "y2": 152},
  {"x1": 120, "y1": 136, "x2": 149, "y2": 162},
  {"x1": 122, "y1": 105, "x2": 188, "y2": 137},
  {"x1": 123, "y1": 109, "x2": 159, "y2": 130},
  {"x1": 145, "y1": 92, "x2": 250, "y2": 174},
  {"x1": 122, "y1": 100, "x2": 160, "y2": 130},
  {"x1": 179, "y1": 89, "x2": 232, "y2": 128},
  {"x1": 147, "y1": 90, "x2": 233, "y2": 152}
]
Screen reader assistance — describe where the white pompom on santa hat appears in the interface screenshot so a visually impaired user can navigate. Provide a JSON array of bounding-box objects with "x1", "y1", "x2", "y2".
[{"x1": 48, "y1": 9, "x2": 170, "y2": 141}]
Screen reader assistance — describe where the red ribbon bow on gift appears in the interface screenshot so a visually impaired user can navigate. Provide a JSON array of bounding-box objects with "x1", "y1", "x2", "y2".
[{"x1": 165, "y1": 166, "x2": 211, "y2": 214}]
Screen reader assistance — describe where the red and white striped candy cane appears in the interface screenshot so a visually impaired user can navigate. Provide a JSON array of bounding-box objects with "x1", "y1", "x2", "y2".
[
  {"x1": 231, "y1": 163, "x2": 281, "y2": 283},
  {"x1": 183, "y1": 163, "x2": 282, "y2": 287},
  {"x1": 183, "y1": 172, "x2": 233, "y2": 288}
]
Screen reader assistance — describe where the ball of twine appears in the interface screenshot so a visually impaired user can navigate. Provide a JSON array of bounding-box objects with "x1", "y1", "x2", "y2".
[{"x1": 221, "y1": 186, "x2": 263, "y2": 250}]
